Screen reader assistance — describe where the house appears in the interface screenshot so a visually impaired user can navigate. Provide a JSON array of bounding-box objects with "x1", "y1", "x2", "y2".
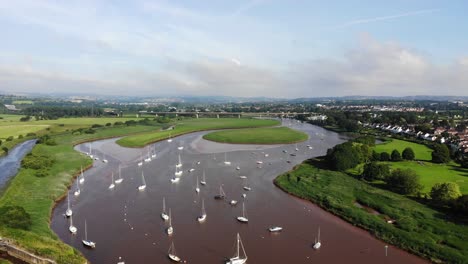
[{"x1": 4, "y1": 104, "x2": 18, "y2": 111}]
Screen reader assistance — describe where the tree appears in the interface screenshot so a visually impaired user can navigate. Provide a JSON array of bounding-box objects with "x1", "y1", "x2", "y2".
[
  {"x1": 385, "y1": 169, "x2": 422, "y2": 195},
  {"x1": 2, "y1": 146, "x2": 8, "y2": 154},
  {"x1": 380, "y1": 152, "x2": 390, "y2": 161},
  {"x1": 402, "y1": 147, "x2": 415, "y2": 160},
  {"x1": 452, "y1": 195, "x2": 468, "y2": 214},
  {"x1": 0, "y1": 205, "x2": 32, "y2": 230},
  {"x1": 391, "y1": 149, "x2": 402, "y2": 161},
  {"x1": 326, "y1": 142, "x2": 361, "y2": 171},
  {"x1": 430, "y1": 182, "x2": 461, "y2": 204},
  {"x1": 431, "y1": 144, "x2": 451, "y2": 163},
  {"x1": 362, "y1": 162, "x2": 390, "y2": 181},
  {"x1": 371, "y1": 151, "x2": 381, "y2": 161}
]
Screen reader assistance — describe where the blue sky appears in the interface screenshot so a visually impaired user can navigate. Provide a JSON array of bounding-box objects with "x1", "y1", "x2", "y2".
[{"x1": 0, "y1": 0, "x2": 467, "y2": 98}]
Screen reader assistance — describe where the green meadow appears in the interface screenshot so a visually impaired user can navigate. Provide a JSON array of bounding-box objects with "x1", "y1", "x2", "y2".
[
  {"x1": 203, "y1": 126, "x2": 308, "y2": 144},
  {"x1": 374, "y1": 139, "x2": 433, "y2": 161}
]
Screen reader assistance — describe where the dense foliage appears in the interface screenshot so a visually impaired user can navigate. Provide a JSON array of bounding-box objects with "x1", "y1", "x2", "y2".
[
  {"x1": 431, "y1": 144, "x2": 451, "y2": 163},
  {"x1": 385, "y1": 169, "x2": 422, "y2": 195},
  {"x1": 362, "y1": 162, "x2": 390, "y2": 181},
  {"x1": 0, "y1": 205, "x2": 32, "y2": 230},
  {"x1": 402, "y1": 147, "x2": 415, "y2": 160},
  {"x1": 430, "y1": 182, "x2": 462, "y2": 204},
  {"x1": 391, "y1": 149, "x2": 402, "y2": 161},
  {"x1": 21, "y1": 153, "x2": 55, "y2": 170}
]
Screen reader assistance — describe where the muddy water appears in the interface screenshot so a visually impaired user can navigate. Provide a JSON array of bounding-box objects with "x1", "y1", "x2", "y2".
[{"x1": 51, "y1": 120, "x2": 426, "y2": 264}]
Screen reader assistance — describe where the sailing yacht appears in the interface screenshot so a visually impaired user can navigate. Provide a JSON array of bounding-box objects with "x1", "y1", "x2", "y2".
[
  {"x1": 171, "y1": 176, "x2": 180, "y2": 183},
  {"x1": 226, "y1": 233, "x2": 247, "y2": 264},
  {"x1": 102, "y1": 154, "x2": 108, "y2": 163},
  {"x1": 137, "y1": 155, "x2": 143, "y2": 166},
  {"x1": 269, "y1": 226, "x2": 283, "y2": 232},
  {"x1": 88, "y1": 144, "x2": 93, "y2": 158},
  {"x1": 138, "y1": 172, "x2": 146, "y2": 191},
  {"x1": 161, "y1": 197, "x2": 169, "y2": 221},
  {"x1": 236, "y1": 202, "x2": 248, "y2": 223},
  {"x1": 74, "y1": 180, "x2": 80, "y2": 196},
  {"x1": 69, "y1": 214, "x2": 77, "y2": 234},
  {"x1": 82, "y1": 220, "x2": 96, "y2": 248},
  {"x1": 151, "y1": 146, "x2": 157, "y2": 159},
  {"x1": 65, "y1": 194, "x2": 72, "y2": 217},
  {"x1": 177, "y1": 146, "x2": 184, "y2": 150},
  {"x1": 200, "y1": 170, "x2": 207, "y2": 185},
  {"x1": 168, "y1": 241, "x2": 181, "y2": 262},
  {"x1": 214, "y1": 185, "x2": 226, "y2": 200},
  {"x1": 195, "y1": 176, "x2": 200, "y2": 193},
  {"x1": 174, "y1": 166, "x2": 183, "y2": 176},
  {"x1": 197, "y1": 199, "x2": 207, "y2": 222},
  {"x1": 144, "y1": 147, "x2": 152, "y2": 162},
  {"x1": 176, "y1": 154, "x2": 182, "y2": 168},
  {"x1": 115, "y1": 165, "x2": 123, "y2": 184},
  {"x1": 79, "y1": 166, "x2": 85, "y2": 184},
  {"x1": 167, "y1": 133, "x2": 173, "y2": 143},
  {"x1": 313, "y1": 227, "x2": 321, "y2": 249},
  {"x1": 166, "y1": 209, "x2": 174, "y2": 235},
  {"x1": 236, "y1": 166, "x2": 240, "y2": 170},
  {"x1": 109, "y1": 172, "x2": 115, "y2": 189},
  {"x1": 223, "y1": 153, "x2": 231, "y2": 165},
  {"x1": 295, "y1": 144, "x2": 299, "y2": 151}
]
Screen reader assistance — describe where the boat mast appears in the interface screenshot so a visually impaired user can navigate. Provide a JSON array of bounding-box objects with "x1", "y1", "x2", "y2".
[
  {"x1": 142, "y1": 172, "x2": 146, "y2": 185},
  {"x1": 163, "y1": 197, "x2": 166, "y2": 214},
  {"x1": 85, "y1": 220, "x2": 88, "y2": 241}
]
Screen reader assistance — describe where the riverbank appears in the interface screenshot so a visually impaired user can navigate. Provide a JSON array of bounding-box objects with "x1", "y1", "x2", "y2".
[
  {"x1": 274, "y1": 158, "x2": 468, "y2": 264},
  {"x1": 202, "y1": 126, "x2": 308, "y2": 144},
  {"x1": 116, "y1": 118, "x2": 280, "y2": 147}
]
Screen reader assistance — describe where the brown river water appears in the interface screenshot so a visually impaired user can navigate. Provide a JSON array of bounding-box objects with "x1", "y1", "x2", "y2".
[{"x1": 51, "y1": 120, "x2": 427, "y2": 264}]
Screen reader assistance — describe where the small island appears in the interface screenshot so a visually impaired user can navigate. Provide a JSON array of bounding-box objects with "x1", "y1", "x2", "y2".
[{"x1": 203, "y1": 127, "x2": 308, "y2": 144}]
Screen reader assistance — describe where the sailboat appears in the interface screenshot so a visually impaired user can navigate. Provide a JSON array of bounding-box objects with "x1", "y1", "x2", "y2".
[
  {"x1": 200, "y1": 170, "x2": 207, "y2": 185},
  {"x1": 177, "y1": 145, "x2": 184, "y2": 150},
  {"x1": 102, "y1": 154, "x2": 108, "y2": 163},
  {"x1": 82, "y1": 220, "x2": 96, "y2": 248},
  {"x1": 174, "y1": 166, "x2": 183, "y2": 177},
  {"x1": 214, "y1": 185, "x2": 226, "y2": 200},
  {"x1": 167, "y1": 132, "x2": 173, "y2": 143},
  {"x1": 236, "y1": 202, "x2": 248, "y2": 223},
  {"x1": 69, "y1": 214, "x2": 77, "y2": 234},
  {"x1": 226, "y1": 233, "x2": 247, "y2": 264},
  {"x1": 151, "y1": 146, "x2": 157, "y2": 159},
  {"x1": 74, "y1": 180, "x2": 81, "y2": 196},
  {"x1": 197, "y1": 199, "x2": 207, "y2": 222},
  {"x1": 166, "y1": 209, "x2": 174, "y2": 235},
  {"x1": 243, "y1": 178, "x2": 251, "y2": 191},
  {"x1": 65, "y1": 194, "x2": 72, "y2": 217},
  {"x1": 138, "y1": 172, "x2": 146, "y2": 191},
  {"x1": 161, "y1": 197, "x2": 169, "y2": 221},
  {"x1": 115, "y1": 165, "x2": 123, "y2": 184},
  {"x1": 171, "y1": 176, "x2": 180, "y2": 183},
  {"x1": 223, "y1": 153, "x2": 231, "y2": 165},
  {"x1": 236, "y1": 166, "x2": 240, "y2": 170},
  {"x1": 295, "y1": 144, "x2": 299, "y2": 151},
  {"x1": 109, "y1": 172, "x2": 115, "y2": 189},
  {"x1": 144, "y1": 147, "x2": 152, "y2": 162},
  {"x1": 168, "y1": 241, "x2": 181, "y2": 262},
  {"x1": 195, "y1": 176, "x2": 200, "y2": 193},
  {"x1": 79, "y1": 166, "x2": 85, "y2": 184},
  {"x1": 137, "y1": 155, "x2": 143, "y2": 166},
  {"x1": 176, "y1": 154, "x2": 182, "y2": 168},
  {"x1": 313, "y1": 227, "x2": 321, "y2": 249},
  {"x1": 88, "y1": 144, "x2": 93, "y2": 158}
]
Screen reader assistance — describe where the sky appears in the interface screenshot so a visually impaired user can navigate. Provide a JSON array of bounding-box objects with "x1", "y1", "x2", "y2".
[{"x1": 0, "y1": 0, "x2": 467, "y2": 98}]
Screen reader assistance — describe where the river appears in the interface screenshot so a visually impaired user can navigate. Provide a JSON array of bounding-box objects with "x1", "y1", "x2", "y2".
[
  {"x1": 51, "y1": 120, "x2": 426, "y2": 264},
  {"x1": 0, "y1": 139, "x2": 36, "y2": 193}
]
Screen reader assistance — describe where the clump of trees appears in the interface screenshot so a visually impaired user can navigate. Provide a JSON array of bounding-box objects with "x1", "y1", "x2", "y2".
[
  {"x1": 380, "y1": 152, "x2": 390, "y2": 161},
  {"x1": 385, "y1": 169, "x2": 422, "y2": 195},
  {"x1": 432, "y1": 144, "x2": 451, "y2": 163},
  {"x1": 430, "y1": 182, "x2": 461, "y2": 204},
  {"x1": 402, "y1": 147, "x2": 415, "y2": 160},
  {"x1": 0, "y1": 205, "x2": 32, "y2": 230},
  {"x1": 391, "y1": 150, "x2": 402, "y2": 161},
  {"x1": 21, "y1": 153, "x2": 55, "y2": 170},
  {"x1": 362, "y1": 162, "x2": 390, "y2": 181},
  {"x1": 326, "y1": 141, "x2": 372, "y2": 171}
]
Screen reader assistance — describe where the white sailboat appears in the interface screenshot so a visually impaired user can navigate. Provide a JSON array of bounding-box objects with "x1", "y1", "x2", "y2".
[
  {"x1": 295, "y1": 144, "x2": 299, "y2": 151},
  {"x1": 224, "y1": 153, "x2": 231, "y2": 165},
  {"x1": 109, "y1": 172, "x2": 115, "y2": 189},
  {"x1": 115, "y1": 165, "x2": 123, "y2": 184},
  {"x1": 168, "y1": 241, "x2": 181, "y2": 262},
  {"x1": 313, "y1": 227, "x2": 321, "y2": 249},
  {"x1": 243, "y1": 178, "x2": 251, "y2": 191},
  {"x1": 177, "y1": 146, "x2": 184, "y2": 150},
  {"x1": 88, "y1": 144, "x2": 93, "y2": 158},
  {"x1": 236, "y1": 202, "x2": 248, "y2": 223},
  {"x1": 214, "y1": 185, "x2": 226, "y2": 200},
  {"x1": 138, "y1": 172, "x2": 146, "y2": 191},
  {"x1": 74, "y1": 180, "x2": 81, "y2": 196},
  {"x1": 176, "y1": 154, "x2": 182, "y2": 168},
  {"x1": 195, "y1": 176, "x2": 200, "y2": 193},
  {"x1": 200, "y1": 170, "x2": 207, "y2": 185},
  {"x1": 69, "y1": 214, "x2": 77, "y2": 234},
  {"x1": 82, "y1": 220, "x2": 96, "y2": 248},
  {"x1": 167, "y1": 133, "x2": 173, "y2": 143},
  {"x1": 269, "y1": 226, "x2": 283, "y2": 232},
  {"x1": 137, "y1": 155, "x2": 143, "y2": 166},
  {"x1": 197, "y1": 199, "x2": 207, "y2": 222},
  {"x1": 174, "y1": 165, "x2": 183, "y2": 176},
  {"x1": 151, "y1": 146, "x2": 157, "y2": 159},
  {"x1": 79, "y1": 166, "x2": 85, "y2": 184},
  {"x1": 144, "y1": 147, "x2": 152, "y2": 162},
  {"x1": 226, "y1": 233, "x2": 247, "y2": 264},
  {"x1": 102, "y1": 154, "x2": 108, "y2": 163},
  {"x1": 236, "y1": 166, "x2": 240, "y2": 170},
  {"x1": 166, "y1": 209, "x2": 174, "y2": 235},
  {"x1": 161, "y1": 197, "x2": 169, "y2": 221},
  {"x1": 65, "y1": 194, "x2": 72, "y2": 217},
  {"x1": 171, "y1": 176, "x2": 180, "y2": 183}
]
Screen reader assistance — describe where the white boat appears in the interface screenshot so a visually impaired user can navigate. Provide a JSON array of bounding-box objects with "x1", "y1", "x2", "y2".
[
  {"x1": 236, "y1": 202, "x2": 248, "y2": 223},
  {"x1": 295, "y1": 144, "x2": 299, "y2": 151},
  {"x1": 177, "y1": 146, "x2": 184, "y2": 150},
  {"x1": 102, "y1": 155, "x2": 108, "y2": 163},
  {"x1": 256, "y1": 161, "x2": 263, "y2": 164},
  {"x1": 243, "y1": 186, "x2": 251, "y2": 191},
  {"x1": 168, "y1": 241, "x2": 181, "y2": 262},
  {"x1": 161, "y1": 197, "x2": 169, "y2": 221},
  {"x1": 65, "y1": 194, "x2": 72, "y2": 217},
  {"x1": 226, "y1": 233, "x2": 247, "y2": 264},
  {"x1": 242, "y1": 194, "x2": 247, "y2": 198},
  {"x1": 82, "y1": 220, "x2": 96, "y2": 248},
  {"x1": 264, "y1": 153, "x2": 269, "y2": 157},
  {"x1": 195, "y1": 176, "x2": 200, "y2": 193},
  {"x1": 74, "y1": 180, "x2": 80, "y2": 196},
  {"x1": 115, "y1": 165, "x2": 123, "y2": 184},
  {"x1": 79, "y1": 166, "x2": 85, "y2": 184},
  {"x1": 171, "y1": 176, "x2": 180, "y2": 183},
  {"x1": 137, "y1": 161, "x2": 143, "y2": 166},
  {"x1": 196, "y1": 161, "x2": 201, "y2": 165},
  {"x1": 144, "y1": 157, "x2": 151, "y2": 162},
  {"x1": 166, "y1": 209, "x2": 173, "y2": 235},
  {"x1": 239, "y1": 176, "x2": 247, "y2": 179},
  {"x1": 138, "y1": 172, "x2": 146, "y2": 191},
  {"x1": 282, "y1": 150, "x2": 288, "y2": 153},
  {"x1": 69, "y1": 214, "x2": 77, "y2": 234},
  {"x1": 167, "y1": 133, "x2": 173, "y2": 143},
  {"x1": 109, "y1": 172, "x2": 115, "y2": 189},
  {"x1": 200, "y1": 170, "x2": 207, "y2": 185},
  {"x1": 230, "y1": 200, "x2": 238, "y2": 206},
  {"x1": 189, "y1": 168, "x2": 195, "y2": 172},
  {"x1": 214, "y1": 185, "x2": 226, "y2": 200},
  {"x1": 174, "y1": 166, "x2": 183, "y2": 176},
  {"x1": 197, "y1": 199, "x2": 207, "y2": 222},
  {"x1": 94, "y1": 156, "x2": 99, "y2": 161},
  {"x1": 236, "y1": 166, "x2": 240, "y2": 170},
  {"x1": 313, "y1": 227, "x2": 321, "y2": 249},
  {"x1": 223, "y1": 153, "x2": 231, "y2": 165},
  {"x1": 269, "y1": 226, "x2": 283, "y2": 232},
  {"x1": 176, "y1": 154, "x2": 182, "y2": 168}
]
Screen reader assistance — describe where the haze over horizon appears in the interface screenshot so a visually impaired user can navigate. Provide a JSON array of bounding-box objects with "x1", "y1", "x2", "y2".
[{"x1": 1, "y1": 0, "x2": 467, "y2": 98}]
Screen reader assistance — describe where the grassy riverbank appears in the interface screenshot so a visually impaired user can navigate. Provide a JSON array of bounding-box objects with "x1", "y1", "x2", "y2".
[
  {"x1": 275, "y1": 159, "x2": 468, "y2": 264},
  {"x1": 374, "y1": 138, "x2": 433, "y2": 161},
  {"x1": 202, "y1": 127, "x2": 308, "y2": 144},
  {"x1": 117, "y1": 118, "x2": 279, "y2": 147},
  {"x1": 0, "y1": 124, "x2": 159, "y2": 263}
]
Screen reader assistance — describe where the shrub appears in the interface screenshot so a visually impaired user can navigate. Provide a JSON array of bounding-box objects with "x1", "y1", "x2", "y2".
[
  {"x1": 430, "y1": 182, "x2": 461, "y2": 204},
  {"x1": 371, "y1": 150, "x2": 381, "y2": 161},
  {"x1": 2, "y1": 146, "x2": 8, "y2": 154},
  {"x1": 452, "y1": 195, "x2": 468, "y2": 214},
  {"x1": 26, "y1": 132, "x2": 37, "y2": 137},
  {"x1": 6, "y1": 136, "x2": 13, "y2": 141},
  {"x1": 105, "y1": 122, "x2": 112, "y2": 126},
  {"x1": 84, "y1": 128, "x2": 95, "y2": 134},
  {"x1": 18, "y1": 134, "x2": 24, "y2": 139},
  {"x1": 380, "y1": 152, "x2": 390, "y2": 161},
  {"x1": 391, "y1": 149, "x2": 402, "y2": 161},
  {"x1": 432, "y1": 144, "x2": 450, "y2": 163},
  {"x1": 91, "y1": 124, "x2": 103, "y2": 128},
  {"x1": 114, "y1": 121, "x2": 124, "y2": 126},
  {"x1": 0, "y1": 205, "x2": 32, "y2": 230},
  {"x1": 362, "y1": 162, "x2": 390, "y2": 181},
  {"x1": 21, "y1": 153, "x2": 55, "y2": 170},
  {"x1": 402, "y1": 147, "x2": 415, "y2": 160},
  {"x1": 35, "y1": 169, "x2": 49, "y2": 178},
  {"x1": 385, "y1": 168, "x2": 422, "y2": 195}
]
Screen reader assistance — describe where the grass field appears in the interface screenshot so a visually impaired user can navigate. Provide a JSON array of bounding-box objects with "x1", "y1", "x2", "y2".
[
  {"x1": 117, "y1": 118, "x2": 280, "y2": 147},
  {"x1": 12, "y1": 100, "x2": 33, "y2": 105},
  {"x1": 203, "y1": 127, "x2": 308, "y2": 144},
  {"x1": 374, "y1": 139, "x2": 433, "y2": 161},
  {"x1": 275, "y1": 160, "x2": 468, "y2": 264},
  {"x1": 0, "y1": 124, "x2": 160, "y2": 263}
]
